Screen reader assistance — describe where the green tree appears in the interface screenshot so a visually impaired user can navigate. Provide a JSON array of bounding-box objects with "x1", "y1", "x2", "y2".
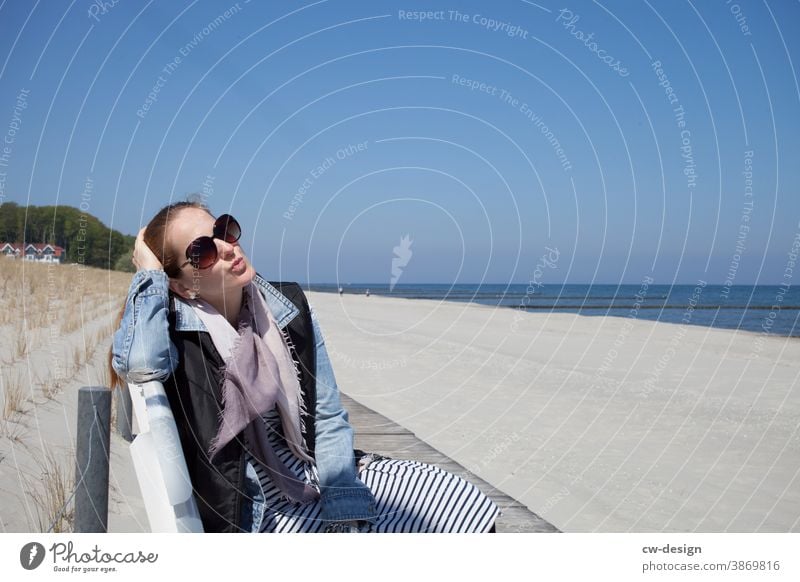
[
  {"x1": 114, "y1": 249, "x2": 135, "y2": 272},
  {"x1": 0, "y1": 203, "x2": 135, "y2": 271}
]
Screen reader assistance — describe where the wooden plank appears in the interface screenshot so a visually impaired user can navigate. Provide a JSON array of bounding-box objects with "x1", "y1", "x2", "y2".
[
  {"x1": 495, "y1": 506, "x2": 559, "y2": 533},
  {"x1": 344, "y1": 398, "x2": 415, "y2": 435},
  {"x1": 340, "y1": 393, "x2": 559, "y2": 533},
  {"x1": 348, "y1": 416, "x2": 413, "y2": 435}
]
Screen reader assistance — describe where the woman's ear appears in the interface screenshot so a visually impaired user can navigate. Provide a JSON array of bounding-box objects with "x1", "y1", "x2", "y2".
[{"x1": 168, "y1": 277, "x2": 194, "y2": 300}]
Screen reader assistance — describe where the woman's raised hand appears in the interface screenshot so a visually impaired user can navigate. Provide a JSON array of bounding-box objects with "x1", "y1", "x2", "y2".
[{"x1": 132, "y1": 226, "x2": 164, "y2": 272}]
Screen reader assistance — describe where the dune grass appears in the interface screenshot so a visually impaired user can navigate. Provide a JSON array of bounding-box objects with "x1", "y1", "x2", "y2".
[
  {"x1": 23, "y1": 446, "x2": 75, "y2": 533},
  {"x1": 1, "y1": 256, "x2": 132, "y2": 532},
  {"x1": 1, "y1": 369, "x2": 26, "y2": 422}
]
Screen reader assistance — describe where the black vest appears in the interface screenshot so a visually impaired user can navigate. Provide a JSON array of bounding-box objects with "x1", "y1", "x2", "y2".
[{"x1": 163, "y1": 281, "x2": 318, "y2": 533}]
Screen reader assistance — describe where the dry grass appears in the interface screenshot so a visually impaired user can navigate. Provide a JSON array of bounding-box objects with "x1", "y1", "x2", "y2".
[
  {"x1": 14, "y1": 327, "x2": 29, "y2": 360},
  {"x1": 23, "y1": 446, "x2": 75, "y2": 533},
  {"x1": 0, "y1": 257, "x2": 134, "y2": 532},
  {"x1": 0, "y1": 415, "x2": 25, "y2": 441},
  {"x1": 0, "y1": 256, "x2": 131, "y2": 387},
  {"x1": 40, "y1": 373, "x2": 62, "y2": 401},
  {"x1": 1, "y1": 369, "x2": 26, "y2": 420},
  {"x1": 71, "y1": 344, "x2": 85, "y2": 374},
  {"x1": 60, "y1": 311, "x2": 82, "y2": 336},
  {"x1": 1, "y1": 370, "x2": 28, "y2": 440},
  {"x1": 97, "y1": 352, "x2": 112, "y2": 395},
  {"x1": 0, "y1": 256, "x2": 132, "y2": 307}
]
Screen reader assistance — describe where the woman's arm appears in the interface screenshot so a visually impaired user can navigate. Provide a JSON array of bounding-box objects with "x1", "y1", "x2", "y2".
[
  {"x1": 111, "y1": 269, "x2": 179, "y2": 384},
  {"x1": 112, "y1": 227, "x2": 178, "y2": 383},
  {"x1": 310, "y1": 305, "x2": 378, "y2": 526}
]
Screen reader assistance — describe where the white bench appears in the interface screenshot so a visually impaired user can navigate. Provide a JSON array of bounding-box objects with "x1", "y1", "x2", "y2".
[{"x1": 126, "y1": 380, "x2": 204, "y2": 532}]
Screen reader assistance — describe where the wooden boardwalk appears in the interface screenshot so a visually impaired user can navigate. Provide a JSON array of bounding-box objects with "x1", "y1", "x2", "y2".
[{"x1": 341, "y1": 393, "x2": 559, "y2": 533}]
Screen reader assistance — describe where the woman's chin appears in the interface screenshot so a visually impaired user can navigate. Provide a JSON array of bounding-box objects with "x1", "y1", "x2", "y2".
[{"x1": 232, "y1": 262, "x2": 256, "y2": 284}]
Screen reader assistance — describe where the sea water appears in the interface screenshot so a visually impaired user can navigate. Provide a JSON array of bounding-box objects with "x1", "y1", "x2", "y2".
[{"x1": 308, "y1": 283, "x2": 800, "y2": 338}]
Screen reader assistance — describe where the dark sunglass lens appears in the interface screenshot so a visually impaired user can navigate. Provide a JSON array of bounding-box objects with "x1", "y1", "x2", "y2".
[
  {"x1": 215, "y1": 214, "x2": 241, "y2": 243},
  {"x1": 187, "y1": 236, "x2": 217, "y2": 269}
]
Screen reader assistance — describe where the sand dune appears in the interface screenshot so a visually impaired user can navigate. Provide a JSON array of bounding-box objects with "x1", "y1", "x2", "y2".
[{"x1": 0, "y1": 260, "x2": 145, "y2": 532}]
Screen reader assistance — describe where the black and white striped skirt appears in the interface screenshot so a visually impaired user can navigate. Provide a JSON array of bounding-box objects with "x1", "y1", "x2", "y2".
[{"x1": 244, "y1": 448, "x2": 501, "y2": 533}]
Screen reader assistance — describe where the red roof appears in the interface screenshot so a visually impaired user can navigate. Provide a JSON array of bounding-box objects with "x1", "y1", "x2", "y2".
[{"x1": 1, "y1": 242, "x2": 65, "y2": 257}]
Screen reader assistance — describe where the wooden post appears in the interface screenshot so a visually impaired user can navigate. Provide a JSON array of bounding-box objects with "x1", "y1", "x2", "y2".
[{"x1": 74, "y1": 386, "x2": 111, "y2": 533}]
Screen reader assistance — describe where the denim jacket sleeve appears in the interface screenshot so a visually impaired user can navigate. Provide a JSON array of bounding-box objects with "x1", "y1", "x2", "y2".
[
  {"x1": 310, "y1": 305, "x2": 378, "y2": 524},
  {"x1": 111, "y1": 269, "x2": 179, "y2": 384}
]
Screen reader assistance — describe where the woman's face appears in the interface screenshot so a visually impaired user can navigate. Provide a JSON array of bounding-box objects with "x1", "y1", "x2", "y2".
[{"x1": 166, "y1": 207, "x2": 255, "y2": 302}]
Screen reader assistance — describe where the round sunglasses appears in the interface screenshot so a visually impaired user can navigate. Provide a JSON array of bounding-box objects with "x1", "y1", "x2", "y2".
[{"x1": 178, "y1": 214, "x2": 242, "y2": 270}]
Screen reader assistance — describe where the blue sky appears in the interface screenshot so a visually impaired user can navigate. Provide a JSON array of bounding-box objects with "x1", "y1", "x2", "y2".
[{"x1": 0, "y1": 0, "x2": 798, "y2": 285}]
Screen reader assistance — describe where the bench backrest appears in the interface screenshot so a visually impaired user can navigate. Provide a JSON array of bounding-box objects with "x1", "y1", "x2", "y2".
[{"x1": 127, "y1": 380, "x2": 204, "y2": 532}]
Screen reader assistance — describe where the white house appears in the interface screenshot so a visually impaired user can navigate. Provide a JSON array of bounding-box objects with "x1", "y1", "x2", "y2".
[{"x1": 1, "y1": 242, "x2": 65, "y2": 263}]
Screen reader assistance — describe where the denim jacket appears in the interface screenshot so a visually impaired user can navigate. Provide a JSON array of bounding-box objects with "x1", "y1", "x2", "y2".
[{"x1": 111, "y1": 269, "x2": 377, "y2": 531}]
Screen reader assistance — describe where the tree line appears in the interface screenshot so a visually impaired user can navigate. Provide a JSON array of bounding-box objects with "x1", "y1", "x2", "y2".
[{"x1": 0, "y1": 202, "x2": 135, "y2": 272}]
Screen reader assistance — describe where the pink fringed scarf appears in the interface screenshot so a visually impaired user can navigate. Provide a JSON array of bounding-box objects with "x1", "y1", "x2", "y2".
[{"x1": 185, "y1": 283, "x2": 320, "y2": 504}]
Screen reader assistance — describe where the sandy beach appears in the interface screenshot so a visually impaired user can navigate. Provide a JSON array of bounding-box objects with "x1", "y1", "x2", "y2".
[
  {"x1": 2, "y1": 266, "x2": 798, "y2": 533},
  {"x1": 306, "y1": 290, "x2": 800, "y2": 533}
]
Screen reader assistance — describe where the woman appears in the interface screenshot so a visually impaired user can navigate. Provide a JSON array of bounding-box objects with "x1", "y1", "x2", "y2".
[{"x1": 109, "y1": 200, "x2": 501, "y2": 533}]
